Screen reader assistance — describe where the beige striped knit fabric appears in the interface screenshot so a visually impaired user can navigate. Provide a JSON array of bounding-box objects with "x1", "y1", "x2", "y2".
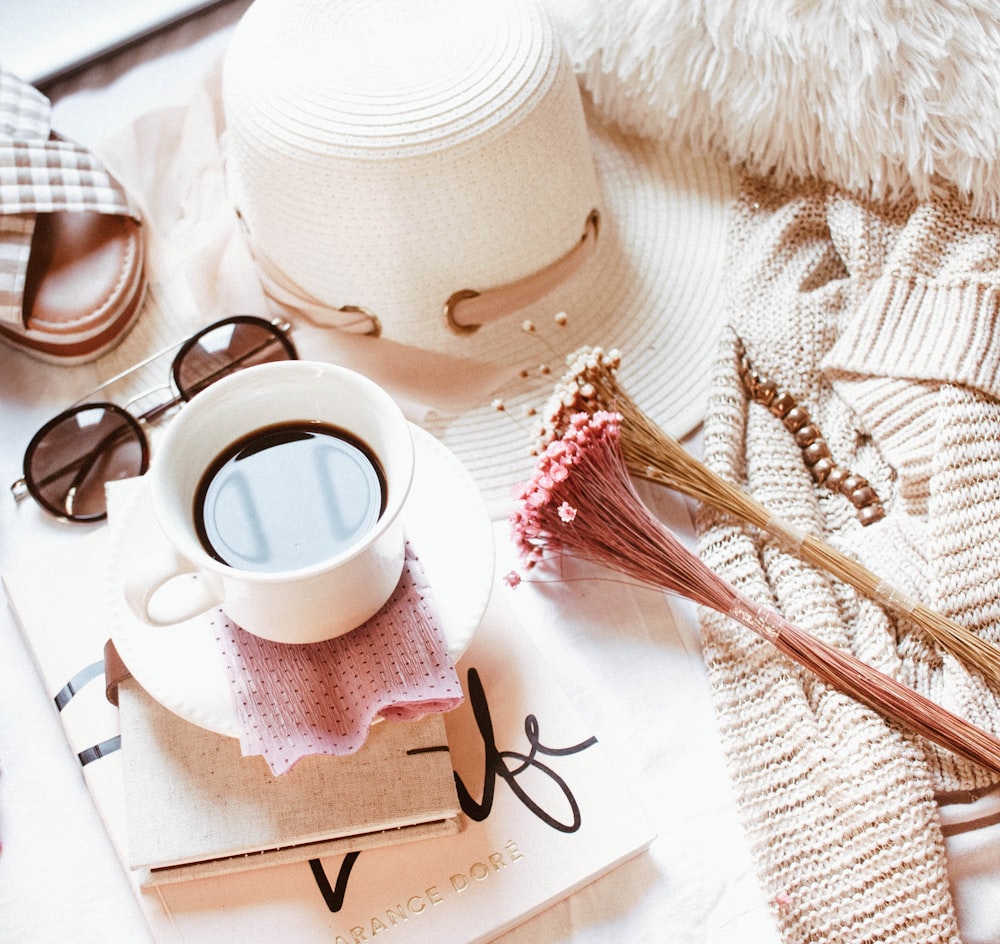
[{"x1": 697, "y1": 175, "x2": 1000, "y2": 943}]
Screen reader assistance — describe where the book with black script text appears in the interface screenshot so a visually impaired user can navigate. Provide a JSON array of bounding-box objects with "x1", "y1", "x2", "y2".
[{"x1": 4, "y1": 522, "x2": 655, "y2": 943}]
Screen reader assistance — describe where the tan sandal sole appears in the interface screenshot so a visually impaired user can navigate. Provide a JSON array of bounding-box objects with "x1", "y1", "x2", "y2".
[{"x1": 0, "y1": 208, "x2": 146, "y2": 364}]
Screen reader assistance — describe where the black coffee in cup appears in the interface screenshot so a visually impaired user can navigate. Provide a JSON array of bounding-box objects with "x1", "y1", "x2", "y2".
[{"x1": 194, "y1": 421, "x2": 387, "y2": 572}]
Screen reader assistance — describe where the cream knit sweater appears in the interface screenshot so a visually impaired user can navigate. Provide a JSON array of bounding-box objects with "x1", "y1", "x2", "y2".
[{"x1": 697, "y1": 176, "x2": 1000, "y2": 943}]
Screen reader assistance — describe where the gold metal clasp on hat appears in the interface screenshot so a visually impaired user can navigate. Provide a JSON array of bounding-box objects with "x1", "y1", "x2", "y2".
[{"x1": 444, "y1": 208, "x2": 600, "y2": 335}]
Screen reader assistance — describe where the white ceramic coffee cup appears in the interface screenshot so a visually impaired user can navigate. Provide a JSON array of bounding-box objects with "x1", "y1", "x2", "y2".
[{"x1": 123, "y1": 360, "x2": 414, "y2": 644}]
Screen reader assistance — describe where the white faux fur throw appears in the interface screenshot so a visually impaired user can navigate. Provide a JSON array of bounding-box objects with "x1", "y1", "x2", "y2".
[{"x1": 544, "y1": 0, "x2": 1000, "y2": 219}]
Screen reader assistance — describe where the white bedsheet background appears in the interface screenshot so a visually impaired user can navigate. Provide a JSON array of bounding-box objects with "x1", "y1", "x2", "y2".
[{"x1": 0, "y1": 4, "x2": 996, "y2": 943}]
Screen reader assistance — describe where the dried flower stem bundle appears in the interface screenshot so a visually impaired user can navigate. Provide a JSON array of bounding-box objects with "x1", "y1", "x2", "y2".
[
  {"x1": 513, "y1": 411, "x2": 1000, "y2": 773},
  {"x1": 537, "y1": 347, "x2": 1000, "y2": 691}
]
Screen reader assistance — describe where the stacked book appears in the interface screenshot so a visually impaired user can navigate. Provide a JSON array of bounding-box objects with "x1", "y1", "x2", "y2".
[{"x1": 4, "y1": 482, "x2": 654, "y2": 942}]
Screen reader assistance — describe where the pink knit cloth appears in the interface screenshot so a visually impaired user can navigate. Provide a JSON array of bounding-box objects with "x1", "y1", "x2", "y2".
[{"x1": 211, "y1": 543, "x2": 464, "y2": 775}]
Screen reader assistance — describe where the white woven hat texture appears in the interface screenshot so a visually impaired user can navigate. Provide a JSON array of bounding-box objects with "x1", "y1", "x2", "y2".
[{"x1": 221, "y1": 0, "x2": 737, "y2": 504}]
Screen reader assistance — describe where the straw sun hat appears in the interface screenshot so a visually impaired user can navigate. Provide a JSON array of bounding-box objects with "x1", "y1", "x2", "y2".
[{"x1": 221, "y1": 0, "x2": 736, "y2": 504}]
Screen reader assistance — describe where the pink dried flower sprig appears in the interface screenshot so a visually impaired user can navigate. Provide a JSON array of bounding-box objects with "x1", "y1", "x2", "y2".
[
  {"x1": 510, "y1": 410, "x2": 1000, "y2": 774},
  {"x1": 512, "y1": 410, "x2": 732, "y2": 610},
  {"x1": 531, "y1": 344, "x2": 1000, "y2": 690}
]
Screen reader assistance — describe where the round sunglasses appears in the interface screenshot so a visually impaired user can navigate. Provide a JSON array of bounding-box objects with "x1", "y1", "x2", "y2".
[{"x1": 12, "y1": 315, "x2": 297, "y2": 523}]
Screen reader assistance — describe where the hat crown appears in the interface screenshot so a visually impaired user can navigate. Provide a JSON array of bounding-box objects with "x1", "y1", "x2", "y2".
[
  {"x1": 228, "y1": 0, "x2": 559, "y2": 155},
  {"x1": 223, "y1": 0, "x2": 600, "y2": 348}
]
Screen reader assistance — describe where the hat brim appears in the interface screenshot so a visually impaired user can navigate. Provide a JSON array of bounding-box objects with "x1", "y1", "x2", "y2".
[{"x1": 417, "y1": 102, "x2": 738, "y2": 507}]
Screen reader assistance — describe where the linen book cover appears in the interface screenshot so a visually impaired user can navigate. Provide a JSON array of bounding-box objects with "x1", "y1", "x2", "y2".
[
  {"x1": 119, "y1": 680, "x2": 462, "y2": 883},
  {"x1": 4, "y1": 525, "x2": 655, "y2": 944}
]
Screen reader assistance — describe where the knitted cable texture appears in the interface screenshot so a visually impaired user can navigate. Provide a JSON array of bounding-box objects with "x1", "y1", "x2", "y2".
[{"x1": 697, "y1": 175, "x2": 1000, "y2": 944}]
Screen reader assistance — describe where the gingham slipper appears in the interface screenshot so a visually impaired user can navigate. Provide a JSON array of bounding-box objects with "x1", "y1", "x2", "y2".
[{"x1": 0, "y1": 68, "x2": 146, "y2": 364}]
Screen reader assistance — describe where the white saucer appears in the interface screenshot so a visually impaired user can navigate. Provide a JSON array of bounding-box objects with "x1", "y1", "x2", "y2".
[{"x1": 105, "y1": 424, "x2": 494, "y2": 738}]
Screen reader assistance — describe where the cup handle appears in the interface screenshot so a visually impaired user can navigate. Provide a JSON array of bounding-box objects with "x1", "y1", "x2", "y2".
[{"x1": 123, "y1": 542, "x2": 221, "y2": 627}]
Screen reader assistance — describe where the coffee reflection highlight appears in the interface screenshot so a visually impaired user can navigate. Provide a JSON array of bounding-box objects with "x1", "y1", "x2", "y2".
[{"x1": 194, "y1": 421, "x2": 387, "y2": 573}]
